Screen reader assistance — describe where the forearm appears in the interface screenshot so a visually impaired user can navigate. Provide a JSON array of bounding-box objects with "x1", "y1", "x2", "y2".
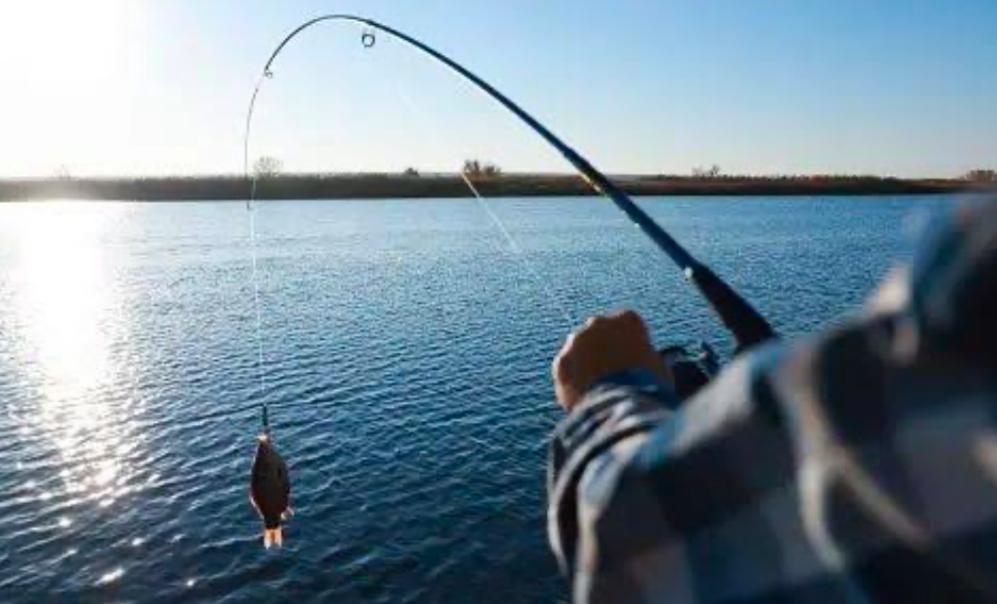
[{"x1": 546, "y1": 349, "x2": 805, "y2": 604}]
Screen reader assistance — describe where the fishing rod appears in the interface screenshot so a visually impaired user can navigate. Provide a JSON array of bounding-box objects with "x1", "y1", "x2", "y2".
[{"x1": 246, "y1": 14, "x2": 776, "y2": 354}]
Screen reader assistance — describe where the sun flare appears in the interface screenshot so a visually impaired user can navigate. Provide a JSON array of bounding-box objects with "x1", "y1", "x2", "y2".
[{"x1": 0, "y1": 0, "x2": 141, "y2": 175}]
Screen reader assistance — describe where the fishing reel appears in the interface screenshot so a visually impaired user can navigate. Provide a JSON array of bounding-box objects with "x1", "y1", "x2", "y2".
[{"x1": 659, "y1": 341, "x2": 720, "y2": 401}]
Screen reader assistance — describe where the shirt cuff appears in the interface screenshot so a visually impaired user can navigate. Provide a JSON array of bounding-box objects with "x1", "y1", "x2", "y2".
[{"x1": 594, "y1": 368, "x2": 676, "y2": 405}]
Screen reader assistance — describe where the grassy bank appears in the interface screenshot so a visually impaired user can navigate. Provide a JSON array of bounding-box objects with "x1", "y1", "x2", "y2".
[{"x1": 0, "y1": 173, "x2": 985, "y2": 201}]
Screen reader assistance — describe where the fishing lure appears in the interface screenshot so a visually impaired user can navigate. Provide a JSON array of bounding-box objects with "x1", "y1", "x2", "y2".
[{"x1": 249, "y1": 409, "x2": 291, "y2": 548}]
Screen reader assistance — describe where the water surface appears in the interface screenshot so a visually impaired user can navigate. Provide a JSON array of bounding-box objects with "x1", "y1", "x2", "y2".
[{"x1": 0, "y1": 195, "x2": 955, "y2": 602}]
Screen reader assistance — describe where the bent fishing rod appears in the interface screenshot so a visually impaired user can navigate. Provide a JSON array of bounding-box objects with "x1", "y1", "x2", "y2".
[{"x1": 247, "y1": 14, "x2": 776, "y2": 353}]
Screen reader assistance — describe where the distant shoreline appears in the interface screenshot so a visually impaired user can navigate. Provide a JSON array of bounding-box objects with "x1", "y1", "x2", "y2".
[{"x1": 0, "y1": 173, "x2": 988, "y2": 201}]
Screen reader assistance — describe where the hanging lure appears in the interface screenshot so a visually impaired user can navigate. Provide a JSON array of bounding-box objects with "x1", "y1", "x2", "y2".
[
  {"x1": 249, "y1": 407, "x2": 292, "y2": 548},
  {"x1": 244, "y1": 64, "x2": 289, "y2": 546}
]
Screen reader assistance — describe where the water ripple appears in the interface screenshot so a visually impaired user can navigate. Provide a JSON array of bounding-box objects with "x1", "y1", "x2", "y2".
[{"x1": 0, "y1": 196, "x2": 955, "y2": 602}]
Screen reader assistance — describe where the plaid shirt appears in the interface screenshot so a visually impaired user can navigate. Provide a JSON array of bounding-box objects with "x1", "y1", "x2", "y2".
[{"x1": 548, "y1": 199, "x2": 997, "y2": 603}]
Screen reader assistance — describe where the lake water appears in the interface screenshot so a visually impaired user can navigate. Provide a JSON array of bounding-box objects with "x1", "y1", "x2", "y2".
[{"x1": 0, "y1": 195, "x2": 958, "y2": 602}]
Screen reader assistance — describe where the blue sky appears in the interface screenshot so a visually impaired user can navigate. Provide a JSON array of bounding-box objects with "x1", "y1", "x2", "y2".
[{"x1": 1, "y1": 0, "x2": 994, "y2": 177}]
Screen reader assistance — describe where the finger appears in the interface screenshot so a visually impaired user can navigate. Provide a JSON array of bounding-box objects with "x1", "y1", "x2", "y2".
[
  {"x1": 613, "y1": 308, "x2": 644, "y2": 329},
  {"x1": 551, "y1": 346, "x2": 574, "y2": 381},
  {"x1": 584, "y1": 314, "x2": 607, "y2": 329},
  {"x1": 551, "y1": 346, "x2": 567, "y2": 379},
  {"x1": 617, "y1": 308, "x2": 641, "y2": 323}
]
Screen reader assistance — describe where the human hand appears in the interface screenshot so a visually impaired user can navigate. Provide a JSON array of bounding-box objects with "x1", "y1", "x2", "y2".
[{"x1": 551, "y1": 310, "x2": 673, "y2": 411}]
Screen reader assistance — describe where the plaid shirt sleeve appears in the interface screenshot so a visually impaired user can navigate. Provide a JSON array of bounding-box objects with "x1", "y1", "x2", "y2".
[
  {"x1": 548, "y1": 317, "x2": 997, "y2": 603},
  {"x1": 549, "y1": 198, "x2": 997, "y2": 602}
]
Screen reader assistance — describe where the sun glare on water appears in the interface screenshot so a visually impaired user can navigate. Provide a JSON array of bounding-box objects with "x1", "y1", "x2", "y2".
[
  {"x1": 2, "y1": 202, "x2": 141, "y2": 513},
  {"x1": 9, "y1": 203, "x2": 115, "y2": 399}
]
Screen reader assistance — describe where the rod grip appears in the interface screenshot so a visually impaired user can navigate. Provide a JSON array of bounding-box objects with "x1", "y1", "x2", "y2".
[{"x1": 688, "y1": 263, "x2": 776, "y2": 353}]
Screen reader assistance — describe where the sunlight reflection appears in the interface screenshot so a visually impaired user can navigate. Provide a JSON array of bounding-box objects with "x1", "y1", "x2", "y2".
[
  {"x1": 11, "y1": 203, "x2": 114, "y2": 400},
  {"x1": 96, "y1": 566, "x2": 125, "y2": 586},
  {"x1": 3, "y1": 202, "x2": 136, "y2": 509}
]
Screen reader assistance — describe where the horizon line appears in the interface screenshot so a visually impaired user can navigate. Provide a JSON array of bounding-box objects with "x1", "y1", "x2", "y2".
[{"x1": 1, "y1": 170, "x2": 989, "y2": 183}]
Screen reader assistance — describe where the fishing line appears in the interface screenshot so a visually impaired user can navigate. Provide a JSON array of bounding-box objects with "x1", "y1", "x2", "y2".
[
  {"x1": 243, "y1": 74, "x2": 272, "y2": 435},
  {"x1": 458, "y1": 172, "x2": 578, "y2": 329},
  {"x1": 383, "y1": 64, "x2": 578, "y2": 329}
]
